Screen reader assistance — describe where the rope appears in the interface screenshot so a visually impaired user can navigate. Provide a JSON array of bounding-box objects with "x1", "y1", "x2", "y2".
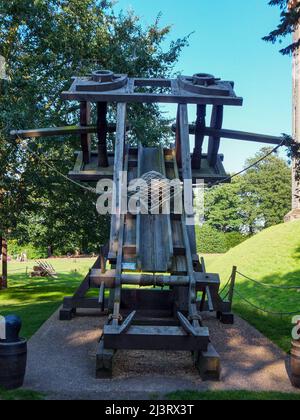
[
  {"x1": 16, "y1": 134, "x2": 97, "y2": 194},
  {"x1": 237, "y1": 271, "x2": 300, "y2": 290},
  {"x1": 234, "y1": 289, "x2": 300, "y2": 316},
  {"x1": 205, "y1": 139, "x2": 286, "y2": 190},
  {"x1": 219, "y1": 274, "x2": 232, "y2": 297}
]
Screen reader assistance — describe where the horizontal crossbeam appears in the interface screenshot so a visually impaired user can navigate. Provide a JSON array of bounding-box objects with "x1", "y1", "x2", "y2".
[
  {"x1": 103, "y1": 324, "x2": 209, "y2": 351},
  {"x1": 10, "y1": 124, "x2": 124, "y2": 140},
  {"x1": 171, "y1": 124, "x2": 283, "y2": 145}
]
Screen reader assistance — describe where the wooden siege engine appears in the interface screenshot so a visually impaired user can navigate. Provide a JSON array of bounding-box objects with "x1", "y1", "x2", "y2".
[{"x1": 11, "y1": 70, "x2": 284, "y2": 380}]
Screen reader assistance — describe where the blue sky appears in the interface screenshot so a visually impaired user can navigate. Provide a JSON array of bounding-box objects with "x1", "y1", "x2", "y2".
[{"x1": 114, "y1": 0, "x2": 292, "y2": 172}]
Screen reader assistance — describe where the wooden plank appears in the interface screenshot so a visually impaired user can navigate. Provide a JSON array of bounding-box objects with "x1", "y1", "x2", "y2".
[
  {"x1": 172, "y1": 220, "x2": 186, "y2": 256},
  {"x1": 104, "y1": 325, "x2": 209, "y2": 351},
  {"x1": 61, "y1": 90, "x2": 243, "y2": 106},
  {"x1": 160, "y1": 146, "x2": 174, "y2": 270},
  {"x1": 178, "y1": 104, "x2": 197, "y2": 258},
  {"x1": 111, "y1": 117, "x2": 128, "y2": 325},
  {"x1": 80, "y1": 101, "x2": 91, "y2": 164},
  {"x1": 207, "y1": 105, "x2": 224, "y2": 167},
  {"x1": 137, "y1": 147, "x2": 173, "y2": 272},
  {"x1": 109, "y1": 103, "x2": 127, "y2": 260}
]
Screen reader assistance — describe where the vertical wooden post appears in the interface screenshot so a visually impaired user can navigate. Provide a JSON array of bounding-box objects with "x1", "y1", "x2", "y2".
[
  {"x1": 175, "y1": 105, "x2": 182, "y2": 168},
  {"x1": 97, "y1": 102, "x2": 109, "y2": 168},
  {"x1": 228, "y1": 266, "x2": 237, "y2": 308},
  {"x1": 99, "y1": 245, "x2": 106, "y2": 274},
  {"x1": 80, "y1": 101, "x2": 91, "y2": 165},
  {"x1": 191, "y1": 104, "x2": 206, "y2": 170},
  {"x1": 1, "y1": 237, "x2": 7, "y2": 289},
  {"x1": 207, "y1": 105, "x2": 224, "y2": 167}
]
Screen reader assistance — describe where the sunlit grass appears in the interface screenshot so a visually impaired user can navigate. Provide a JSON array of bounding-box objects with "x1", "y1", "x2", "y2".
[{"x1": 0, "y1": 258, "x2": 96, "y2": 338}]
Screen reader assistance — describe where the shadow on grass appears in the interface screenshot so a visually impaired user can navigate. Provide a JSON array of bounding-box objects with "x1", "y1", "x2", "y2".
[{"x1": 0, "y1": 272, "x2": 86, "y2": 338}]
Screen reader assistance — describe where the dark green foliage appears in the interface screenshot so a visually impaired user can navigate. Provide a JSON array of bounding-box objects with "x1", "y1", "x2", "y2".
[
  {"x1": 196, "y1": 225, "x2": 247, "y2": 254},
  {"x1": 196, "y1": 225, "x2": 228, "y2": 254},
  {"x1": 224, "y1": 232, "x2": 247, "y2": 250},
  {"x1": 263, "y1": 0, "x2": 300, "y2": 55}
]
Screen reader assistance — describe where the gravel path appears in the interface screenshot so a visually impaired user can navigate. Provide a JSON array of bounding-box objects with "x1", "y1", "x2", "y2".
[{"x1": 23, "y1": 309, "x2": 299, "y2": 400}]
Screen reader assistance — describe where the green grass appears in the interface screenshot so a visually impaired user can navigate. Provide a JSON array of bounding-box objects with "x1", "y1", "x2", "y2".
[
  {"x1": 0, "y1": 387, "x2": 44, "y2": 400},
  {"x1": 203, "y1": 220, "x2": 300, "y2": 352},
  {"x1": 0, "y1": 258, "x2": 96, "y2": 338},
  {"x1": 166, "y1": 390, "x2": 300, "y2": 400}
]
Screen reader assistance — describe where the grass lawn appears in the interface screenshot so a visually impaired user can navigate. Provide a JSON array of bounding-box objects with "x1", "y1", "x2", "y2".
[
  {"x1": 166, "y1": 390, "x2": 300, "y2": 400},
  {"x1": 0, "y1": 388, "x2": 44, "y2": 401},
  {"x1": 203, "y1": 220, "x2": 300, "y2": 352},
  {"x1": 0, "y1": 258, "x2": 96, "y2": 338},
  {"x1": 1, "y1": 222, "x2": 300, "y2": 355}
]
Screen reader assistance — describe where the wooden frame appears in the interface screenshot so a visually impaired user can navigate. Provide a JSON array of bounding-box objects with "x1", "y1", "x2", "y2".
[{"x1": 19, "y1": 70, "x2": 282, "y2": 380}]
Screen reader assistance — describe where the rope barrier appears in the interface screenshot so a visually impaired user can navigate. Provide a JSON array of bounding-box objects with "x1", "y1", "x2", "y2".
[
  {"x1": 219, "y1": 274, "x2": 232, "y2": 297},
  {"x1": 206, "y1": 139, "x2": 286, "y2": 190},
  {"x1": 236, "y1": 271, "x2": 300, "y2": 290},
  {"x1": 233, "y1": 289, "x2": 300, "y2": 316}
]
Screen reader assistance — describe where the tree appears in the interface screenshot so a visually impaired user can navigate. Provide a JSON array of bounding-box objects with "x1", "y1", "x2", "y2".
[
  {"x1": 204, "y1": 149, "x2": 291, "y2": 234},
  {"x1": 0, "y1": 1, "x2": 188, "y2": 254},
  {"x1": 204, "y1": 179, "x2": 244, "y2": 233},
  {"x1": 241, "y1": 148, "x2": 292, "y2": 229},
  {"x1": 263, "y1": 0, "x2": 300, "y2": 55}
]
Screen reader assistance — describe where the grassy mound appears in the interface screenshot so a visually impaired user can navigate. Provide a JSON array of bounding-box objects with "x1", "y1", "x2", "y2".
[{"x1": 204, "y1": 221, "x2": 300, "y2": 351}]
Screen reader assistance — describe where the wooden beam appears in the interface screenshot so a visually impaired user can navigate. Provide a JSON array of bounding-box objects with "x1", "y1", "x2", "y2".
[
  {"x1": 175, "y1": 106, "x2": 182, "y2": 167},
  {"x1": 178, "y1": 104, "x2": 197, "y2": 258},
  {"x1": 97, "y1": 102, "x2": 109, "y2": 168},
  {"x1": 207, "y1": 105, "x2": 224, "y2": 167},
  {"x1": 103, "y1": 325, "x2": 209, "y2": 351},
  {"x1": 80, "y1": 101, "x2": 91, "y2": 164},
  {"x1": 182, "y1": 126, "x2": 283, "y2": 145},
  {"x1": 10, "y1": 124, "x2": 122, "y2": 140},
  {"x1": 61, "y1": 90, "x2": 243, "y2": 106},
  {"x1": 191, "y1": 104, "x2": 206, "y2": 170}
]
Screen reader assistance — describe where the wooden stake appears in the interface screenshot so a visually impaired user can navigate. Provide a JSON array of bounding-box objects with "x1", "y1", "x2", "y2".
[
  {"x1": 1, "y1": 237, "x2": 8, "y2": 289},
  {"x1": 228, "y1": 266, "x2": 237, "y2": 308}
]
